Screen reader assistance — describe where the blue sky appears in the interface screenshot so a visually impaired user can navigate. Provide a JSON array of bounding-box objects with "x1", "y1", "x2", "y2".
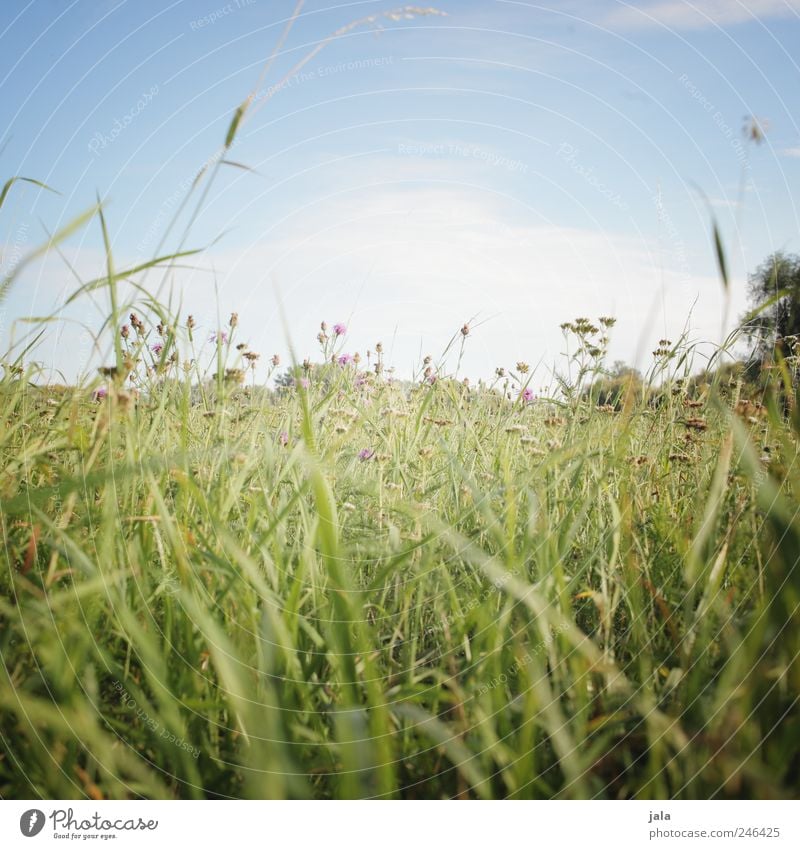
[{"x1": 2, "y1": 0, "x2": 799, "y2": 383}]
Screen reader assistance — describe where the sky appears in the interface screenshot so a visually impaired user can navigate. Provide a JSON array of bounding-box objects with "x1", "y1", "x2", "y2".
[{"x1": 1, "y1": 0, "x2": 799, "y2": 385}]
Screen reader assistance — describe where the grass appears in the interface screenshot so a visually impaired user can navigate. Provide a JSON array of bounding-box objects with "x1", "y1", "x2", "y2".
[
  {"x1": 1, "y1": 317, "x2": 799, "y2": 799},
  {"x1": 1, "y1": 2, "x2": 798, "y2": 800}
]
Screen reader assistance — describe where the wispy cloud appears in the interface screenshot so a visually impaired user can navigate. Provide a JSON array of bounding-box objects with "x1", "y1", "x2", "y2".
[
  {"x1": 602, "y1": 0, "x2": 800, "y2": 32},
  {"x1": 780, "y1": 146, "x2": 800, "y2": 157}
]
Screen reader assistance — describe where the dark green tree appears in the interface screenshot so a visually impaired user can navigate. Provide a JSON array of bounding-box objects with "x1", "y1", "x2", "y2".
[{"x1": 742, "y1": 251, "x2": 800, "y2": 363}]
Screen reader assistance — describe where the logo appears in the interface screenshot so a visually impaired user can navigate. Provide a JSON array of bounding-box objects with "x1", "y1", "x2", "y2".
[{"x1": 19, "y1": 809, "x2": 46, "y2": 837}]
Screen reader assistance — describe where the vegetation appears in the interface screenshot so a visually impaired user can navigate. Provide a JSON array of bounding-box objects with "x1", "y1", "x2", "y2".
[
  {"x1": 743, "y1": 251, "x2": 800, "y2": 366},
  {"x1": 1, "y1": 299, "x2": 799, "y2": 798},
  {"x1": 1, "y1": 3, "x2": 798, "y2": 801}
]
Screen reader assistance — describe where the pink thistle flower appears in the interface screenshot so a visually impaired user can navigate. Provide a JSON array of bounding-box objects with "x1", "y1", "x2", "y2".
[
  {"x1": 358, "y1": 448, "x2": 374, "y2": 461},
  {"x1": 279, "y1": 431, "x2": 289, "y2": 446},
  {"x1": 93, "y1": 387, "x2": 108, "y2": 401},
  {"x1": 209, "y1": 331, "x2": 228, "y2": 345},
  {"x1": 522, "y1": 387, "x2": 535, "y2": 403},
  {"x1": 333, "y1": 323, "x2": 347, "y2": 336},
  {"x1": 151, "y1": 343, "x2": 163, "y2": 355},
  {"x1": 338, "y1": 353, "x2": 354, "y2": 366}
]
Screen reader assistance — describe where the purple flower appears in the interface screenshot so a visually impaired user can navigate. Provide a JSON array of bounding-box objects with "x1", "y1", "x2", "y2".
[
  {"x1": 279, "y1": 431, "x2": 289, "y2": 446},
  {"x1": 338, "y1": 353, "x2": 354, "y2": 366},
  {"x1": 93, "y1": 387, "x2": 108, "y2": 401},
  {"x1": 151, "y1": 343, "x2": 163, "y2": 355},
  {"x1": 358, "y1": 448, "x2": 374, "y2": 461},
  {"x1": 333, "y1": 323, "x2": 347, "y2": 336},
  {"x1": 522, "y1": 387, "x2": 534, "y2": 402},
  {"x1": 209, "y1": 331, "x2": 228, "y2": 345},
  {"x1": 298, "y1": 377, "x2": 310, "y2": 389}
]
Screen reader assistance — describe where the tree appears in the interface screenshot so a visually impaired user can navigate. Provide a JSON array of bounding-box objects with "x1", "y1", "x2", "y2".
[
  {"x1": 742, "y1": 251, "x2": 800, "y2": 363},
  {"x1": 583, "y1": 360, "x2": 643, "y2": 408}
]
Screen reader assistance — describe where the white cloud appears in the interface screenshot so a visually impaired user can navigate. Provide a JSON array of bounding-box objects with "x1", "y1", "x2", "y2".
[
  {"x1": 180, "y1": 184, "x2": 742, "y2": 382},
  {"x1": 602, "y1": 0, "x2": 800, "y2": 32},
  {"x1": 7, "y1": 181, "x2": 745, "y2": 384},
  {"x1": 780, "y1": 146, "x2": 800, "y2": 157}
]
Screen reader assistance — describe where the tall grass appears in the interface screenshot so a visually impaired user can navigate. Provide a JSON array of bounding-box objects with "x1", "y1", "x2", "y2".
[
  {"x1": 1, "y1": 2, "x2": 798, "y2": 800},
  {"x1": 1, "y1": 315, "x2": 798, "y2": 797}
]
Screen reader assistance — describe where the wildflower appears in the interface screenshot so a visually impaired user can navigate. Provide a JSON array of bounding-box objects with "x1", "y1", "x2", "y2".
[
  {"x1": 461, "y1": 323, "x2": 470, "y2": 336},
  {"x1": 121, "y1": 324, "x2": 129, "y2": 339},
  {"x1": 151, "y1": 343, "x2": 163, "y2": 355},
  {"x1": 338, "y1": 353, "x2": 354, "y2": 366},
  {"x1": 517, "y1": 361, "x2": 529, "y2": 374},
  {"x1": 93, "y1": 387, "x2": 108, "y2": 401},
  {"x1": 320, "y1": 321, "x2": 328, "y2": 332},
  {"x1": 187, "y1": 314, "x2": 196, "y2": 330},
  {"x1": 229, "y1": 312, "x2": 238, "y2": 328},
  {"x1": 522, "y1": 387, "x2": 534, "y2": 402},
  {"x1": 236, "y1": 343, "x2": 248, "y2": 352},
  {"x1": 271, "y1": 354, "x2": 280, "y2": 367},
  {"x1": 495, "y1": 367, "x2": 505, "y2": 378},
  {"x1": 333, "y1": 322, "x2": 347, "y2": 336},
  {"x1": 358, "y1": 448, "x2": 374, "y2": 461},
  {"x1": 375, "y1": 342, "x2": 383, "y2": 353},
  {"x1": 209, "y1": 331, "x2": 228, "y2": 345},
  {"x1": 279, "y1": 431, "x2": 289, "y2": 446},
  {"x1": 353, "y1": 352, "x2": 361, "y2": 364},
  {"x1": 243, "y1": 351, "x2": 260, "y2": 363}
]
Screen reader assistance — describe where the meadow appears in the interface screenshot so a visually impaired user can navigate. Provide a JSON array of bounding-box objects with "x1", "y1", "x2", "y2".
[
  {"x1": 1, "y1": 301, "x2": 799, "y2": 799},
  {"x1": 1, "y1": 3, "x2": 799, "y2": 801}
]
